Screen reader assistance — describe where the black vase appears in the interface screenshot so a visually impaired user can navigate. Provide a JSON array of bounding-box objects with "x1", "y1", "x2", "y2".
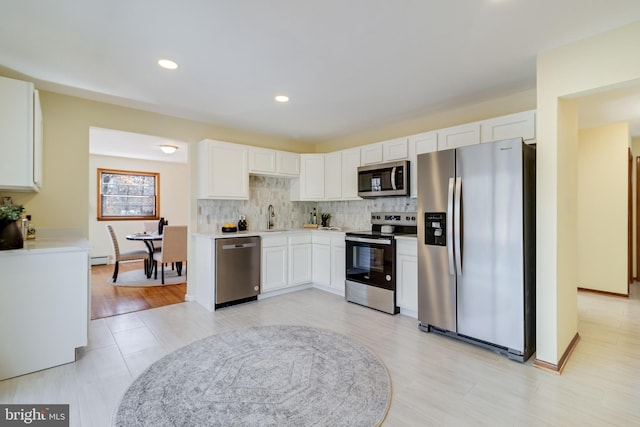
[{"x1": 0, "y1": 220, "x2": 23, "y2": 250}]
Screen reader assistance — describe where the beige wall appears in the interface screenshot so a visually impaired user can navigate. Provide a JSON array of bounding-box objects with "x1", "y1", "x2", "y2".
[
  {"x1": 318, "y1": 89, "x2": 536, "y2": 152},
  {"x1": 578, "y1": 123, "x2": 629, "y2": 295},
  {"x1": 536, "y1": 21, "x2": 640, "y2": 364},
  {"x1": 89, "y1": 155, "x2": 189, "y2": 260}
]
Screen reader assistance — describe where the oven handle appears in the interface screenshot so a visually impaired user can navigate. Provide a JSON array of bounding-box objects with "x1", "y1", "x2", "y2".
[{"x1": 345, "y1": 236, "x2": 393, "y2": 245}]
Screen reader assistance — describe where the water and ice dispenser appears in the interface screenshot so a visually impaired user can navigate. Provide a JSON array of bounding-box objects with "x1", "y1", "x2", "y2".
[{"x1": 424, "y1": 212, "x2": 446, "y2": 246}]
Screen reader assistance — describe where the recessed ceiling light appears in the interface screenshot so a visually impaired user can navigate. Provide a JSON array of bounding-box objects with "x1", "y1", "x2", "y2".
[
  {"x1": 160, "y1": 145, "x2": 178, "y2": 154},
  {"x1": 158, "y1": 59, "x2": 178, "y2": 70},
  {"x1": 275, "y1": 95, "x2": 289, "y2": 103}
]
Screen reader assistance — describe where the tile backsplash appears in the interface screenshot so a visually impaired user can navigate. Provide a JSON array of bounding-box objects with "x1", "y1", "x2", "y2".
[{"x1": 197, "y1": 175, "x2": 417, "y2": 233}]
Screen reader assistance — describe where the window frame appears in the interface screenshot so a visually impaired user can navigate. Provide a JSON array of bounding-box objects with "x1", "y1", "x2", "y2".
[{"x1": 97, "y1": 168, "x2": 160, "y2": 221}]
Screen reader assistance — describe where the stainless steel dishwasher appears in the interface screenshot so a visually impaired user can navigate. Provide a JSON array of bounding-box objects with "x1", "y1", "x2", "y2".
[{"x1": 215, "y1": 236, "x2": 261, "y2": 309}]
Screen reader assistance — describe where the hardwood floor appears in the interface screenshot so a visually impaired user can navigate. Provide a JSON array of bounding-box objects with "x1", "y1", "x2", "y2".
[
  {"x1": 90, "y1": 261, "x2": 186, "y2": 320},
  {"x1": 2, "y1": 284, "x2": 640, "y2": 426}
]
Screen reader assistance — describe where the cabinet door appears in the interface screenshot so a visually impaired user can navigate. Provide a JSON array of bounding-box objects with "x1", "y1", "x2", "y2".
[
  {"x1": 324, "y1": 152, "x2": 342, "y2": 200},
  {"x1": 277, "y1": 151, "x2": 300, "y2": 176},
  {"x1": 437, "y1": 123, "x2": 480, "y2": 150},
  {"x1": 0, "y1": 76, "x2": 36, "y2": 191},
  {"x1": 360, "y1": 143, "x2": 383, "y2": 165},
  {"x1": 312, "y1": 243, "x2": 331, "y2": 287},
  {"x1": 330, "y1": 237, "x2": 346, "y2": 293},
  {"x1": 198, "y1": 140, "x2": 249, "y2": 199},
  {"x1": 383, "y1": 137, "x2": 409, "y2": 161},
  {"x1": 249, "y1": 148, "x2": 277, "y2": 175},
  {"x1": 408, "y1": 131, "x2": 438, "y2": 198},
  {"x1": 481, "y1": 110, "x2": 535, "y2": 143},
  {"x1": 32, "y1": 90, "x2": 43, "y2": 189},
  {"x1": 289, "y1": 243, "x2": 312, "y2": 285},
  {"x1": 299, "y1": 154, "x2": 325, "y2": 200},
  {"x1": 341, "y1": 148, "x2": 361, "y2": 200},
  {"x1": 261, "y1": 245, "x2": 288, "y2": 291},
  {"x1": 396, "y1": 239, "x2": 418, "y2": 315}
]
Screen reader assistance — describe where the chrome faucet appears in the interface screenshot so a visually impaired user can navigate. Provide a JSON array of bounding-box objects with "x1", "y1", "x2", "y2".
[{"x1": 267, "y1": 204, "x2": 275, "y2": 229}]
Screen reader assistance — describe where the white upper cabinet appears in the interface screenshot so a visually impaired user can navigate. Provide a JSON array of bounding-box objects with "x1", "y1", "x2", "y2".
[
  {"x1": 324, "y1": 152, "x2": 342, "y2": 200},
  {"x1": 481, "y1": 110, "x2": 536, "y2": 144},
  {"x1": 360, "y1": 138, "x2": 408, "y2": 166},
  {"x1": 248, "y1": 148, "x2": 300, "y2": 177},
  {"x1": 277, "y1": 151, "x2": 300, "y2": 176},
  {"x1": 408, "y1": 131, "x2": 438, "y2": 198},
  {"x1": 382, "y1": 137, "x2": 409, "y2": 161},
  {"x1": 294, "y1": 154, "x2": 325, "y2": 201},
  {"x1": 360, "y1": 143, "x2": 383, "y2": 165},
  {"x1": 0, "y1": 76, "x2": 42, "y2": 191},
  {"x1": 198, "y1": 140, "x2": 249, "y2": 200},
  {"x1": 248, "y1": 148, "x2": 277, "y2": 175},
  {"x1": 341, "y1": 148, "x2": 361, "y2": 200},
  {"x1": 437, "y1": 123, "x2": 480, "y2": 150}
]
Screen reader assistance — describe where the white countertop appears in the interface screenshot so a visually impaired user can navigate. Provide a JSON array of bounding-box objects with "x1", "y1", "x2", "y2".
[
  {"x1": 0, "y1": 228, "x2": 90, "y2": 256},
  {"x1": 194, "y1": 227, "x2": 347, "y2": 239}
]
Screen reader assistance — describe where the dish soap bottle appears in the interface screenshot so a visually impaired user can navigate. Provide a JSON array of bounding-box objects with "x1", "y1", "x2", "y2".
[{"x1": 311, "y1": 208, "x2": 317, "y2": 225}]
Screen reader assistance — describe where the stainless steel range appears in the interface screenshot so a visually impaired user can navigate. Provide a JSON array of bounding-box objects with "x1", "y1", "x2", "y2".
[{"x1": 345, "y1": 212, "x2": 417, "y2": 314}]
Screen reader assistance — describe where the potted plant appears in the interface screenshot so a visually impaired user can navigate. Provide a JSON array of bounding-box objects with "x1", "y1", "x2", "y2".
[{"x1": 0, "y1": 204, "x2": 25, "y2": 250}]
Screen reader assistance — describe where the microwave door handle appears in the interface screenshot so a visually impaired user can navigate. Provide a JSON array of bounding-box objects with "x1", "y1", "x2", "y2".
[
  {"x1": 454, "y1": 176, "x2": 462, "y2": 276},
  {"x1": 447, "y1": 177, "x2": 455, "y2": 276},
  {"x1": 391, "y1": 166, "x2": 397, "y2": 190}
]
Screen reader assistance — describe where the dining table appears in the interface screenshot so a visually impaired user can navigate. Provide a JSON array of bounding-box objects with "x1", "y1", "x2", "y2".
[{"x1": 126, "y1": 232, "x2": 163, "y2": 278}]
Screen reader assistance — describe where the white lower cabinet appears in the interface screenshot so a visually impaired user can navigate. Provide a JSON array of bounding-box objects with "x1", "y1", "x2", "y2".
[
  {"x1": 312, "y1": 232, "x2": 346, "y2": 295},
  {"x1": 330, "y1": 236, "x2": 345, "y2": 293},
  {"x1": 288, "y1": 234, "x2": 312, "y2": 285},
  {"x1": 312, "y1": 235, "x2": 331, "y2": 287},
  {"x1": 261, "y1": 236, "x2": 288, "y2": 292},
  {"x1": 396, "y1": 238, "x2": 418, "y2": 317},
  {"x1": 261, "y1": 233, "x2": 312, "y2": 293}
]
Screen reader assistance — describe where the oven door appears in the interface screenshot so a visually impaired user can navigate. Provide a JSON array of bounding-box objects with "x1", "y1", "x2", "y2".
[{"x1": 345, "y1": 236, "x2": 395, "y2": 290}]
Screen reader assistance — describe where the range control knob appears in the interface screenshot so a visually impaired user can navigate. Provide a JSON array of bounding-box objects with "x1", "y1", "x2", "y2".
[{"x1": 386, "y1": 274, "x2": 392, "y2": 281}]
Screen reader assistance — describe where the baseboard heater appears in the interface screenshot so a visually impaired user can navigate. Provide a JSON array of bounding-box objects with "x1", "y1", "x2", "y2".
[{"x1": 91, "y1": 256, "x2": 109, "y2": 265}]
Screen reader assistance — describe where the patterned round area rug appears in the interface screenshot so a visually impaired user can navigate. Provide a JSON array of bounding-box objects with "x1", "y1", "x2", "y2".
[{"x1": 113, "y1": 325, "x2": 391, "y2": 426}]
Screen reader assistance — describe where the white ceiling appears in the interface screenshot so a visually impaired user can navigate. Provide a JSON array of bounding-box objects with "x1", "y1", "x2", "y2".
[
  {"x1": 3, "y1": 1, "x2": 640, "y2": 142},
  {"x1": 90, "y1": 127, "x2": 188, "y2": 163}
]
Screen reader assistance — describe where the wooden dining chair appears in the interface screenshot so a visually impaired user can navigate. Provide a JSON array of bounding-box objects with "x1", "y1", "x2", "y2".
[
  {"x1": 152, "y1": 225, "x2": 187, "y2": 284},
  {"x1": 106, "y1": 224, "x2": 149, "y2": 283}
]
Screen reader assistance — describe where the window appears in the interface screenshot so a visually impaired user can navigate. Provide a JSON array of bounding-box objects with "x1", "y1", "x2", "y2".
[{"x1": 97, "y1": 168, "x2": 159, "y2": 221}]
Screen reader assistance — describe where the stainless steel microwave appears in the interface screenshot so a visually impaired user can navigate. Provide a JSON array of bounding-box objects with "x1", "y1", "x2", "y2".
[{"x1": 357, "y1": 160, "x2": 409, "y2": 197}]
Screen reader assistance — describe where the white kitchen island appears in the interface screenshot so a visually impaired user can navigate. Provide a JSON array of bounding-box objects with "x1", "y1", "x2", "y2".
[{"x1": 0, "y1": 229, "x2": 90, "y2": 380}]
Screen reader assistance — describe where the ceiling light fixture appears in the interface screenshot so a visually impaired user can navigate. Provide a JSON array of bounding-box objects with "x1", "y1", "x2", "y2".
[
  {"x1": 275, "y1": 95, "x2": 289, "y2": 103},
  {"x1": 160, "y1": 145, "x2": 178, "y2": 154},
  {"x1": 158, "y1": 59, "x2": 178, "y2": 70}
]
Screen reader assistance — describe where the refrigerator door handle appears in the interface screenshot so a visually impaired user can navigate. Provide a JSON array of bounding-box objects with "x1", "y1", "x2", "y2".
[
  {"x1": 391, "y1": 167, "x2": 397, "y2": 190},
  {"x1": 447, "y1": 177, "x2": 455, "y2": 275},
  {"x1": 454, "y1": 176, "x2": 462, "y2": 275}
]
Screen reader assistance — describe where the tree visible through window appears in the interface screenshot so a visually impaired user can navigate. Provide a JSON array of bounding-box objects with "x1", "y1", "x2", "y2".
[{"x1": 97, "y1": 168, "x2": 159, "y2": 220}]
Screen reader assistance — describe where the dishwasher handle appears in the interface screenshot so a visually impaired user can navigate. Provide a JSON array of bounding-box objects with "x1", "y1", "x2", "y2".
[{"x1": 222, "y1": 242, "x2": 258, "y2": 250}]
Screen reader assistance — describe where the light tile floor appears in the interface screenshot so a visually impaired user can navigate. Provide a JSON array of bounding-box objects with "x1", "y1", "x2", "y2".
[{"x1": 1, "y1": 286, "x2": 640, "y2": 426}]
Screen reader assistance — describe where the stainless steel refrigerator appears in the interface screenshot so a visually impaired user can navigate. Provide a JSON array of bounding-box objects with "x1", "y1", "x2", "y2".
[{"x1": 417, "y1": 137, "x2": 535, "y2": 362}]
